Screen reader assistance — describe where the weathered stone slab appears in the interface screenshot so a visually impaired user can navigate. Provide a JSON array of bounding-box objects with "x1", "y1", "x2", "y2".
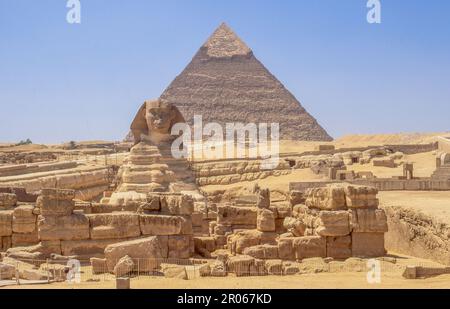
[
  {"x1": 139, "y1": 214, "x2": 184, "y2": 236},
  {"x1": 61, "y1": 239, "x2": 125, "y2": 258},
  {"x1": 278, "y1": 237, "x2": 295, "y2": 261},
  {"x1": 0, "y1": 210, "x2": 13, "y2": 237},
  {"x1": 243, "y1": 244, "x2": 278, "y2": 260},
  {"x1": 38, "y1": 214, "x2": 90, "y2": 241},
  {"x1": 344, "y1": 185, "x2": 379, "y2": 209},
  {"x1": 305, "y1": 185, "x2": 347, "y2": 210},
  {"x1": 91, "y1": 257, "x2": 108, "y2": 274},
  {"x1": 168, "y1": 235, "x2": 192, "y2": 259},
  {"x1": 12, "y1": 231, "x2": 39, "y2": 247},
  {"x1": 350, "y1": 209, "x2": 388, "y2": 233},
  {"x1": 293, "y1": 236, "x2": 327, "y2": 260},
  {"x1": 283, "y1": 217, "x2": 306, "y2": 237},
  {"x1": 88, "y1": 213, "x2": 141, "y2": 240},
  {"x1": 13, "y1": 205, "x2": 37, "y2": 234},
  {"x1": 37, "y1": 189, "x2": 75, "y2": 216},
  {"x1": 160, "y1": 194, "x2": 194, "y2": 215},
  {"x1": 315, "y1": 211, "x2": 350, "y2": 237},
  {"x1": 227, "y1": 255, "x2": 255, "y2": 277},
  {"x1": 104, "y1": 236, "x2": 169, "y2": 272},
  {"x1": 0, "y1": 193, "x2": 17, "y2": 209},
  {"x1": 257, "y1": 209, "x2": 275, "y2": 232},
  {"x1": 217, "y1": 205, "x2": 257, "y2": 226},
  {"x1": 352, "y1": 232, "x2": 386, "y2": 257},
  {"x1": 326, "y1": 236, "x2": 352, "y2": 259}
]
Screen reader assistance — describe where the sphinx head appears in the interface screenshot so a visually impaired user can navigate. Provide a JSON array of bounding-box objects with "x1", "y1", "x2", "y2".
[
  {"x1": 131, "y1": 99, "x2": 185, "y2": 145},
  {"x1": 145, "y1": 100, "x2": 178, "y2": 134}
]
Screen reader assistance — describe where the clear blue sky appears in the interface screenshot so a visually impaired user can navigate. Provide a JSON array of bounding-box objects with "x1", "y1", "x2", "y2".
[{"x1": 1, "y1": 0, "x2": 449, "y2": 143}]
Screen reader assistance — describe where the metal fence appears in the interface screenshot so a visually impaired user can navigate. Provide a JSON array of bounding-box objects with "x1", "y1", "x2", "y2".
[{"x1": 2, "y1": 256, "x2": 450, "y2": 288}]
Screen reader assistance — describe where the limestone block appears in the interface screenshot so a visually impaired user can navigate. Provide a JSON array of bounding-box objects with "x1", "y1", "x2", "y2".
[
  {"x1": 104, "y1": 236, "x2": 169, "y2": 272},
  {"x1": 282, "y1": 261, "x2": 300, "y2": 275},
  {"x1": 227, "y1": 255, "x2": 255, "y2": 277},
  {"x1": 326, "y1": 236, "x2": 352, "y2": 259},
  {"x1": 40, "y1": 240, "x2": 62, "y2": 255},
  {"x1": 194, "y1": 237, "x2": 216, "y2": 253},
  {"x1": 227, "y1": 230, "x2": 276, "y2": 255},
  {"x1": 161, "y1": 264, "x2": 188, "y2": 280},
  {"x1": 13, "y1": 205, "x2": 37, "y2": 234},
  {"x1": 243, "y1": 244, "x2": 278, "y2": 260},
  {"x1": 91, "y1": 257, "x2": 108, "y2": 274},
  {"x1": 271, "y1": 204, "x2": 292, "y2": 219},
  {"x1": 283, "y1": 217, "x2": 306, "y2": 237},
  {"x1": 350, "y1": 209, "x2": 388, "y2": 233},
  {"x1": 20, "y1": 269, "x2": 51, "y2": 281},
  {"x1": 257, "y1": 209, "x2": 275, "y2": 232},
  {"x1": 88, "y1": 213, "x2": 141, "y2": 240},
  {"x1": 12, "y1": 231, "x2": 39, "y2": 247},
  {"x1": 179, "y1": 216, "x2": 193, "y2": 235},
  {"x1": 344, "y1": 185, "x2": 379, "y2": 209},
  {"x1": 0, "y1": 262, "x2": 15, "y2": 279},
  {"x1": 0, "y1": 193, "x2": 17, "y2": 209},
  {"x1": 37, "y1": 189, "x2": 75, "y2": 216},
  {"x1": 278, "y1": 237, "x2": 295, "y2": 261},
  {"x1": 214, "y1": 224, "x2": 232, "y2": 236},
  {"x1": 38, "y1": 213, "x2": 90, "y2": 241},
  {"x1": 139, "y1": 214, "x2": 183, "y2": 236},
  {"x1": 305, "y1": 185, "x2": 347, "y2": 210},
  {"x1": 168, "y1": 235, "x2": 192, "y2": 259},
  {"x1": 161, "y1": 194, "x2": 194, "y2": 215},
  {"x1": 0, "y1": 210, "x2": 13, "y2": 237},
  {"x1": 256, "y1": 188, "x2": 270, "y2": 209},
  {"x1": 213, "y1": 235, "x2": 227, "y2": 248},
  {"x1": 249, "y1": 259, "x2": 266, "y2": 276},
  {"x1": 352, "y1": 232, "x2": 386, "y2": 257},
  {"x1": 289, "y1": 191, "x2": 305, "y2": 207},
  {"x1": 210, "y1": 260, "x2": 226, "y2": 277},
  {"x1": 265, "y1": 259, "x2": 283, "y2": 275},
  {"x1": 114, "y1": 255, "x2": 134, "y2": 277},
  {"x1": 315, "y1": 211, "x2": 350, "y2": 237},
  {"x1": 61, "y1": 239, "x2": 124, "y2": 258},
  {"x1": 293, "y1": 236, "x2": 327, "y2": 260},
  {"x1": 217, "y1": 205, "x2": 257, "y2": 226},
  {"x1": 191, "y1": 212, "x2": 203, "y2": 227}
]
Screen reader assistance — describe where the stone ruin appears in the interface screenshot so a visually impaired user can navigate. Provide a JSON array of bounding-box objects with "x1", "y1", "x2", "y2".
[{"x1": 0, "y1": 95, "x2": 390, "y2": 279}]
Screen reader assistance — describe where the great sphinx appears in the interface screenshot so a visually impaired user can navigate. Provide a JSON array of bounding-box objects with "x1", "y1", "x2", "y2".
[{"x1": 105, "y1": 99, "x2": 203, "y2": 208}]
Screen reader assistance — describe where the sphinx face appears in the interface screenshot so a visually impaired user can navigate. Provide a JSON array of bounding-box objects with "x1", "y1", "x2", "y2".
[{"x1": 145, "y1": 103, "x2": 176, "y2": 135}]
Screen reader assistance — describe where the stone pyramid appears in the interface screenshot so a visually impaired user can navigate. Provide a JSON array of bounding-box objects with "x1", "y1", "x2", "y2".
[{"x1": 159, "y1": 23, "x2": 332, "y2": 141}]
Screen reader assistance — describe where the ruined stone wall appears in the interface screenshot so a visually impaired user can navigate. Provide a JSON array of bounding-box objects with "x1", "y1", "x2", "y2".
[
  {"x1": 1, "y1": 189, "x2": 195, "y2": 262},
  {"x1": 0, "y1": 168, "x2": 110, "y2": 200},
  {"x1": 0, "y1": 162, "x2": 78, "y2": 178},
  {"x1": 290, "y1": 179, "x2": 450, "y2": 192},
  {"x1": 192, "y1": 159, "x2": 291, "y2": 186},
  {"x1": 384, "y1": 206, "x2": 450, "y2": 266}
]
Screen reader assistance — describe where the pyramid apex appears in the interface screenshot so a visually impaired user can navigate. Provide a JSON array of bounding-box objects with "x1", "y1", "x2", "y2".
[{"x1": 202, "y1": 23, "x2": 252, "y2": 58}]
